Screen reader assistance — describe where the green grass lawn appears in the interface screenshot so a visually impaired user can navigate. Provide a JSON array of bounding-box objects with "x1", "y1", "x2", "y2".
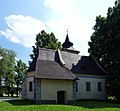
[{"x1": 0, "y1": 100, "x2": 120, "y2": 111}]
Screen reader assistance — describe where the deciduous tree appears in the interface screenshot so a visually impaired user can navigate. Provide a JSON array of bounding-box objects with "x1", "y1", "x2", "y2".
[
  {"x1": 88, "y1": 0, "x2": 120, "y2": 100},
  {"x1": 0, "y1": 47, "x2": 16, "y2": 97},
  {"x1": 14, "y1": 59, "x2": 27, "y2": 97}
]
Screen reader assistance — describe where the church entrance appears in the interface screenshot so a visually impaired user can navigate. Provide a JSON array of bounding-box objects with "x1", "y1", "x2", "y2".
[{"x1": 57, "y1": 91, "x2": 66, "y2": 104}]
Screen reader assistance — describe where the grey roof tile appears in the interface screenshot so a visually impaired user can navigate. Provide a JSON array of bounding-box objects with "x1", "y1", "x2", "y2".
[
  {"x1": 35, "y1": 60, "x2": 76, "y2": 80},
  {"x1": 27, "y1": 48, "x2": 106, "y2": 78},
  {"x1": 71, "y1": 56, "x2": 106, "y2": 75}
]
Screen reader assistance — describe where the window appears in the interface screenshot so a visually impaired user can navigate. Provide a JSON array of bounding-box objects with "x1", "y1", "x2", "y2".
[
  {"x1": 76, "y1": 81, "x2": 78, "y2": 92},
  {"x1": 29, "y1": 82, "x2": 33, "y2": 92},
  {"x1": 86, "y1": 82, "x2": 91, "y2": 91},
  {"x1": 98, "y1": 82, "x2": 102, "y2": 92}
]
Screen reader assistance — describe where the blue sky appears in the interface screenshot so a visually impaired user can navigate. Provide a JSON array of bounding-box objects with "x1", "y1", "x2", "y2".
[{"x1": 0, "y1": 0, "x2": 115, "y2": 64}]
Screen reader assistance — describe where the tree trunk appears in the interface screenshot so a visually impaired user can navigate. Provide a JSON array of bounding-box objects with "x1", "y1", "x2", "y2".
[
  {"x1": 7, "y1": 86, "x2": 10, "y2": 97},
  {"x1": 16, "y1": 82, "x2": 19, "y2": 97},
  {"x1": 11, "y1": 89, "x2": 14, "y2": 97}
]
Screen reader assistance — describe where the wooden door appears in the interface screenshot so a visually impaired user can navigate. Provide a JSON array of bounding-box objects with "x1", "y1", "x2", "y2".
[{"x1": 57, "y1": 91, "x2": 65, "y2": 104}]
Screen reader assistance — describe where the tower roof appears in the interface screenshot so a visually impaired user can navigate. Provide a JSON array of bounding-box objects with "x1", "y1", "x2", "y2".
[
  {"x1": 62, "y1": 33, "x2": 80, "y2": 54},
  {"x1": 62, "y1": 34, "x2": 73, "y2": 48}
]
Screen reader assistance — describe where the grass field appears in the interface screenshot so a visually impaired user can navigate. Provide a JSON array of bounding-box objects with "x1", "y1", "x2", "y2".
[{"x1": 0, "y1": 100, "x2": 120, "y2": 111}]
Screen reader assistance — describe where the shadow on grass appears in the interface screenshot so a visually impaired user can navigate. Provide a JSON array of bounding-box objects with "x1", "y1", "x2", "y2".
[
  {"x1": 70, "y1": 100, "x2": 120, "y2": 109},
  {"x1": 7, "y1": 100, "x2": 34, "y2": 106},
  {"x1": 7, "y1": 100, "x2": 120, "y2": 109}
]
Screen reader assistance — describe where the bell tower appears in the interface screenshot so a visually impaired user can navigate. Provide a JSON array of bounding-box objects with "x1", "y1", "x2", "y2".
[{"x1": 62, "y1": 31, "x2": 80, "y2": 54}]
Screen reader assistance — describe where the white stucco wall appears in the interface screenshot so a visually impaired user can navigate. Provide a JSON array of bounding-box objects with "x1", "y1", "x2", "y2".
[
  {"x1": 26, "y1": 75, "x2": 34, "y2": 100},
  {"x1": 22, "y1": 77, "x2": 27, "y2": 99},
  {"x1": 41, "y1": 79, "x2": 73, "y2": 102},
  {"x1": 76, "y1": 74, "x2": 106, "y2": 100}
]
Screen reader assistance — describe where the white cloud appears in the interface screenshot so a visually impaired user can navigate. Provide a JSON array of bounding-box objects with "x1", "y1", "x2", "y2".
[
  {"x1": 0, "y1": 15, "x2": 46, "y2": 47},
  {"x1": 44, "y1": 0, "x2": 80, "y2": 15},
  {"x1": 44, "y1": 0, "x2": 93, "y2": 55},
  {"x1": 44, "y1": 0, "x2": 114, "y2": 55},
  {"x1": 0, "y1": 0, "x2": 114, "y2": 56}
]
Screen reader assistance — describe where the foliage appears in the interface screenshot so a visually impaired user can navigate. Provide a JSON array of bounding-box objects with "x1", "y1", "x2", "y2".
[
  {"x1": 0, "y1": 47, "x2": 16, "y2": 96},
  {"x1": 14, "y1": 59, "x2": 27, "y2": 97},
  {"x1": 0, "y1": 47, "x2": 27, "y2": 97},
  {"x1": 0, "y1": 47, "x2": 6, "y2": 96},
  {"x1": 30, "y1": 30, "x2": 61, "y2": 59},
  {"x1": 88, "y1": 0, "x2": 120, "y2": 100},
  {"x1": 36, "y1": 30, "x2": 61, "y2": 50},
  {"x1": 0, "y1": 100, "x2": 120, "y2": 111}
]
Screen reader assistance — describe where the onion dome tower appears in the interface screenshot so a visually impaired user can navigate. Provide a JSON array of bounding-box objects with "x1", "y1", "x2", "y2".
[{"x1": 62, "y1": 31, "x2": 80, "y2": 54}]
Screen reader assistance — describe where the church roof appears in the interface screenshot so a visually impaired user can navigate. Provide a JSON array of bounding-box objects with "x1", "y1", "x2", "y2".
[
  {"x1": 27, "y1": 55, "x2": 37, "y2": 72},
  {"x1": 27, "y1": 48, "x2": 106, "y2": 78},
  {"x1": 35, "y1": 60, "x2": 76, "y2": 80},
  {"x1": 71, "y1": 56, "x2": 106, "y2": 75}
]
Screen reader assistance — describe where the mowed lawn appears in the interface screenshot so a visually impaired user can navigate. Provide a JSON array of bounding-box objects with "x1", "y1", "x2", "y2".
[{"x1": 0, "y1": 100, "x2": 120, "y2": 111}]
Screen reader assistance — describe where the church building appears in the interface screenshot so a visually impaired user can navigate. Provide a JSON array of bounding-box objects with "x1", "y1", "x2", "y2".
[{"x1": 22, "y1": 34, "x2": 107, "y2": 104}]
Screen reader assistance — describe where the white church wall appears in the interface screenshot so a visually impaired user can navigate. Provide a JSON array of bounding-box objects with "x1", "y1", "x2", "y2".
[
  {"x1": 26, "y1": 75, "x2": 34, "y2": 100},
  {"x1": 41, "y1": 79, "x2": 73, "y2": 103},
  {"x1": 76, "y1": 74, "x2": 106, "y2": 100}
]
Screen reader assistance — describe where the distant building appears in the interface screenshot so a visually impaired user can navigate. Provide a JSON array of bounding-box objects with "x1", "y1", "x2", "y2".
[{"x1": 22, "y1": 34, "x2": 107, "y2": 104}]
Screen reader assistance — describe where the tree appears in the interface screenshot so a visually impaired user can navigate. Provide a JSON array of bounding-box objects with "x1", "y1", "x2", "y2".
[
  {"x1": 30, "y1": 30, "x2": 61, "y2": 59},
  {"x1": 4, "y1": 49, "x2": 16, "y2": 97},
  {"x1": 88, "y1": 0, "x2": 120, "y2": 100},
  {"x1": 0, "y1": 47, "x2": 7, "y2": 96},
  {"x1": 14, "y1": 59, "x2": 27, "y2": 97},
  {"x1": 0, "y1": 47, "x2": 16, "y2": 97}
]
